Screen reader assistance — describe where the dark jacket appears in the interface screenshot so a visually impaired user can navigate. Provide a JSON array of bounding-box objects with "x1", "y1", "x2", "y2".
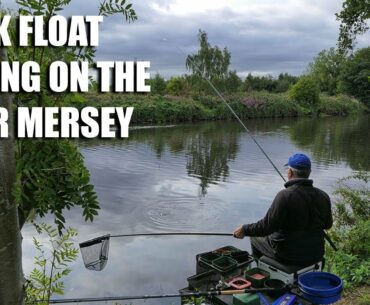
[{"x1": 243, "y1": 179, "x2": 333, "y2": 265}]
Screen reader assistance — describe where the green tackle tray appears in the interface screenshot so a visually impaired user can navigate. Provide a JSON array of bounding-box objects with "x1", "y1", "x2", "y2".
[
  {"x1": 244, "y1": 267, "x2": 270, "y2": 288},
  {"x1": 212, "y1": 256, "x2": 238, "y2": 273},
  {"x1": 197, "y1": 246, "x2": 254, "y2": 275},
  {"x1": 199, "y1": 251, "x2": 221, "y2": 264}
]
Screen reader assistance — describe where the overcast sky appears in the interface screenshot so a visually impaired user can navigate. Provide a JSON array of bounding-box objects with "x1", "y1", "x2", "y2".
[{"x1": 2, "y1": 0, "x2": 369, "y2": 78}]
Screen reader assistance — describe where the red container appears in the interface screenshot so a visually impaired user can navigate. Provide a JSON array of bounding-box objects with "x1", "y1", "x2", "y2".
[{"x1": 226, "y1": 276, "x2": 251, "y2": 289}]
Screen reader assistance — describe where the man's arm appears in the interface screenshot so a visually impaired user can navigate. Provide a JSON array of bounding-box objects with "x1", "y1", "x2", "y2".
[{"x1": 236, "y1": 190, "x2": 287, "y2": 237}]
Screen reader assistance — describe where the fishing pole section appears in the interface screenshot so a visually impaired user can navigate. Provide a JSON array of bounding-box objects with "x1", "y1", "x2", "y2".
[{"x1": 37, "y1": 286, "x2": 290, "y2": 304}]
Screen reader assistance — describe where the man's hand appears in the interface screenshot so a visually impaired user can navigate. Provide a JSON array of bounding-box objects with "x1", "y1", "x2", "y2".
[{"x1": 233, "y1": 226, "x2": 245, "y2": 239}]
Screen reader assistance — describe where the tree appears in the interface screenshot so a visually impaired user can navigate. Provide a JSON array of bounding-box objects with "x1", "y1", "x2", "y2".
[
  {"x1": 339, "y1": 47, "x2": 370, "y2": 107},
  {"x1": 336, "y1": 0, "x2": 370, "y2": 52},
  {"x1": 166, "y1": 76, "x2": 186, "y2": 95},
  {"x1": 224, "y1": 70, "x2": 242, "y2": 93},
  {"x1": 288, "y1": 75, "x2": 320, "y2": 111},
  {"x1": 0, "y1": 1, "x2": 137, "y2": 304},
  {"x1": 149, "y1": 73, "x2": 167, "y2": 95},
  {"x1": 0, "y1": 48, "x2": 24, "y2": 305},
  {"x1": 243, "y1": 73, "x2": 297, "y2": 93},
  {"x1": 308, "y1": 48, "x2": 346, "y2": 95},
  {"x1": 186, "y1": 30, "x2": 231, "y2": 82}
]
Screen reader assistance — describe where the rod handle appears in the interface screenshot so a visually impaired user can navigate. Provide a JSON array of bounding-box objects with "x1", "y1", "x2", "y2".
[{"x1": 221, "y1": 289, "x2": 245, "y2": 295}]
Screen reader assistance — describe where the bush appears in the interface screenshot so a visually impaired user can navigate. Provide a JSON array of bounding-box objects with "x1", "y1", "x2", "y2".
[
  {"x1": 149, "y1": 73, "x2": 166, "y2": 95},
  {"x1": 318, "y1": 94, "x2": 366, "y2": 115},
  {"x1": 326, "y1": 171, "x2": 370, "y2": 288},
  {"x1": 166, "y1": 77, "x2": 186, "y2": 96},
  {"x1": 288, "y1": 76, "x2": 320, "y2": 111}
]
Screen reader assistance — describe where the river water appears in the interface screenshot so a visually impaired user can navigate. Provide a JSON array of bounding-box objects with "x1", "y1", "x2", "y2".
[{"x1": 22, "y1": 115, "x2": 369, "y2": 304}]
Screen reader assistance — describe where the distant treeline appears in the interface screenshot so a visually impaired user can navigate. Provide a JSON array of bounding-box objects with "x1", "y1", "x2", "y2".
[
  {"x1": 85, "y1": 30, "x2": 369, "y2": 123},
  {"x1": 145, "y1": 72, "x2": 299, "y2": 95}
]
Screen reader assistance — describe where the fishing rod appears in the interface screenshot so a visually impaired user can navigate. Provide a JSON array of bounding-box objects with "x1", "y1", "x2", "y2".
[
  {"x1": 110, "y1": 232, "x2": 233, "y2": 238},
  {"x1": 174, "y1": 43, "x2": 337, "y2": 252},
  {"x1": 39, "y1": 287, "x2": 288, "y2": 304}
]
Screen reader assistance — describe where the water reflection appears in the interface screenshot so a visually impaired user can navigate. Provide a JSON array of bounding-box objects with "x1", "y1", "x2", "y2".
[
  {"x1": 289, "y1": 116, "x2": 369, "y2": 170},
  {"x1": 184, "y1": 123, "x2": 240, "y2": 196}
]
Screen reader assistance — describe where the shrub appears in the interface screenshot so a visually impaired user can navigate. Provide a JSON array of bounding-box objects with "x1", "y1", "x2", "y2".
[
  {"x1": 326, "y1": 171, "x2": 370, "y2": 288},
  {"x1": 318, "y1": 94, "x2": 365, "y2": 115},
  {"x1": 166, "y1": 77, "x2": 186, "y2": 96},
  {"x1": 149, "y1": 73, "x2": 166, "y2": 95},
  {"x1": 288, "y1": 75, "x2": 320, "y2": 111}
]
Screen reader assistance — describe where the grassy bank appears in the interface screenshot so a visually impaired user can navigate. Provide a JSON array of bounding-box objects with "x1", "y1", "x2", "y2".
[{"x1": 78, "y1": 91, "x2": 366, "y2": 124}]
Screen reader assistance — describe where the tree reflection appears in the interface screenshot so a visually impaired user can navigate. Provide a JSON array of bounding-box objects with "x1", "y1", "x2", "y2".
[
  {"x1": 289, "y1": 116, "x2": 369, "y2": 170},
  {"x1": 184, "y1": 123, "x2": 240, "y2": 196},
  {"x1": 134, "y1": 122, "x2": 241, "y2": 196}
]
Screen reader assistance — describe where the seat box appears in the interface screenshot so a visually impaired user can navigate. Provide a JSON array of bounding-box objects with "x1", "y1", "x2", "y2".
[{"x1": 257, "y1": 256, "x2": 323, "y2": 285}]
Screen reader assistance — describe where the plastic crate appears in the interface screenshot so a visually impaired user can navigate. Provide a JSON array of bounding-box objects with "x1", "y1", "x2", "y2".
[
  {"x1": 199, "y1": 251, "x2": 221, "y2": 264},
  {"x1": 212, "y1": 245, "x2": 240, "y2": 256},
  {"x1": 187, "y1": 269, "x2": 219, "y2": 289},
  {"x1": 231, "y1": 251, "x2": 250, "y2": 264},
  {"x1": 212, "y1": 256, "x2": 238, "y2": 273}
]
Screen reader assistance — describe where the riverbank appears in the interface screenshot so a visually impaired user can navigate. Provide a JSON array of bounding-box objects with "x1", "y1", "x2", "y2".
[
  {"x1": 338, "y1": 286, "x2": 370, "y2": 305},
  {"x1": 78, "y1": 91, "x2": 367, "y2": 124}
]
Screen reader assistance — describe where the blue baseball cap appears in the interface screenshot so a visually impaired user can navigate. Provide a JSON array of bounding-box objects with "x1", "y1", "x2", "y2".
[{"x1": 285, "y1": 153, "x2": 311, "y2": 170}]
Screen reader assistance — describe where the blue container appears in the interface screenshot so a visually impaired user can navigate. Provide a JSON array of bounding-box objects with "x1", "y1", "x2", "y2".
[{"x1": 298, "y1": 272, "x2": 343, "y2": 304}]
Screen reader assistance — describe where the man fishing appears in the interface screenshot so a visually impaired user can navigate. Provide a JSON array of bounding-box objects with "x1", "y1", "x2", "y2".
[{"x1": 233, "y1": 153, "x2": 333, "y2": 266}]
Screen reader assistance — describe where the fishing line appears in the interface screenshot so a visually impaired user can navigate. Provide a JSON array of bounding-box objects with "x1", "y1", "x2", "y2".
[{"x1": 171, "y1": 42, "x2": 287, "y2": 181}]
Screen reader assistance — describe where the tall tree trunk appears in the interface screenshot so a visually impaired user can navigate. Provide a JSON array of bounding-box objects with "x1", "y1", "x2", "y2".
[{"x1": 0, "y1": 47, "x2": 24, "y2": 305}]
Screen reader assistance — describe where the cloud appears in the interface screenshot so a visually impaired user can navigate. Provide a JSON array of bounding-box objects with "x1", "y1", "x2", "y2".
[{"x1": 2, "y1": 0, "x2": 369, "y2": 77}]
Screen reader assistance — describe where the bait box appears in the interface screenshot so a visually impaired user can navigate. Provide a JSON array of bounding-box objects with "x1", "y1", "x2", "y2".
[{"x1": 244, "y1": 267, "x2": 270, "y2": 288}]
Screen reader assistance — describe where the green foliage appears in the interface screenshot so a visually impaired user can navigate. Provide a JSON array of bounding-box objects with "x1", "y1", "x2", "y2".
[
  {"x1": 309, "y1": 48, "x2": 346, "y2": 95},
  {"x1": 339, "y1": 47, "x2": 370, "y2": 107},
  {"x1": 25, "y1": 223, "x2": 78, "y2": 305},
  {"x1": 336, "y1": 0, "x2": 370, "y2": 52},
  {"x1": 224, "y1": 70, "x2": 242, "y2": 93},
  {"x1": 318, "y1": 94, "x2": 366, "y2": 116},
  {"x1": 99, "y1": 0, "x2": 137, "y2": 22},
  {"x1": 182, "y1": 295, "x2": 206, "y2": 305},
  {"x1": 149, "y1": 73, "x2": 167, "y2": 95},
  {"x1": 85, "y1": 89, "x2": 365, "y2": 125},
  {"x1": 14, "y1": 139, "x2": 99, "y2": 232},
  {"x1": 186, "y1": 30, "x2": 231, "y2": 81},
  {"x1": 288, "y1": 75, "x2": 320, "y2": 111},
  {"x1": 326, "y1": 171, "x2": 370, "y2": 287},
  {"x1": 243, "y1": 73, "x2": 298, "y2": 93},
  {"x1": 166, "y1": 77, "x2": 187, "y2": 96}
]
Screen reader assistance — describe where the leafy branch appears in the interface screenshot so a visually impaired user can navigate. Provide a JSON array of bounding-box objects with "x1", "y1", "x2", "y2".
[{"x1": 25, "y1": 223, "x2": 78, "y2": 305}]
